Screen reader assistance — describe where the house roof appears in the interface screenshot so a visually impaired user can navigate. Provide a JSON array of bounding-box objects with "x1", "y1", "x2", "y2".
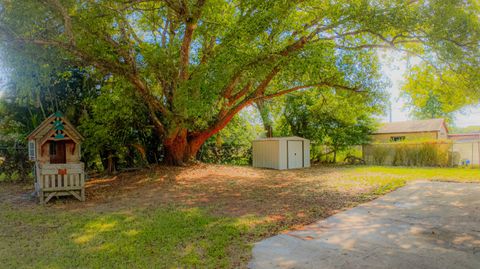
[
  {"x1": 373, "y1": 119, "x2": 447, "y2": 134},
  {"x1": 448, "y1": 133, "x2": 480, "y2": 136},
  {"x1": 253, "y1": 136, "x2": 309, "y2": 141},
  {"x1": 448, "y1": 133, "x2": 480, "y2": 141}
]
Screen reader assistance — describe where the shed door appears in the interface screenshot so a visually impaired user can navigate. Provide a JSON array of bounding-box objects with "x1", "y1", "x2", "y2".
[{"x1": 287, "y1": 140, "x2": 303, "y2": 169}]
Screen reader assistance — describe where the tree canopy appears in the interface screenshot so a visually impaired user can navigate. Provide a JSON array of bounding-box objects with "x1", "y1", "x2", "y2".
[
  {"x1": 277, "y1": 88, "x2": 382, "y2": 162},
  {"x1": 1, "y1": 0, "x2": 479, "y2": 165},
  {"x1": 402, "y1": 64, "x2": 475, "y2": 123}
]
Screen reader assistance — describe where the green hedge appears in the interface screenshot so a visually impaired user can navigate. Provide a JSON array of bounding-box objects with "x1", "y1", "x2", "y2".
[{"x1": 367, "y1": 141, "x2": 453, "y2": 167}]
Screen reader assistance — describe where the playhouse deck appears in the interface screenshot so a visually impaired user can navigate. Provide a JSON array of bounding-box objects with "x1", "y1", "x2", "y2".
[{"x1": 35, "y1": 163, "x2": 85, "y2": 204}]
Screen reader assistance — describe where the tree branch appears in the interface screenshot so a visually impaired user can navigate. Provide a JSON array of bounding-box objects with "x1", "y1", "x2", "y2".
[
  {"x1": 228, "y1": 81, "x2": 252, "y2": 106},
  {"x1": 7, "y1": 33, "x2": 170, "y2": 136},
  {"x1": 44, "y1": 0, "x2": 75, "y2": 45},
  {"x1": 220, "y1": 31, "x2": 316, "y2": 101},
  {"x1": 179, "y1": 0, "x2": 206, "y2": 81},
  {"x1": 257, "y1": 82, "x2": 362, "y2": 101},
  {"x1": 222, "y1": 72, "x2": 242, "y2": 99},
  {"x1": 335, "y1": 44, "x2": 392, "y2": 50}
]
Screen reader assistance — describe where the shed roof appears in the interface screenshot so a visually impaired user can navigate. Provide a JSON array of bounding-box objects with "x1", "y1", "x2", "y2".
[
  {"x1": 373, "y1": 119, "x2": 447, "y2": 134},
  {"x1": 253, "y1": 136, "x2": 309, "y2": 142}
]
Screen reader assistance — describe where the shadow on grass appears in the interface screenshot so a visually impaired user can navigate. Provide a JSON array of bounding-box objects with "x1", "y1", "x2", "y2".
[
  {"x1": 0, "y1": 164, "x2": 426, "y2": 268},
  {"x1": 0, "y1": 206, "x2": 252, "y2": 268}
]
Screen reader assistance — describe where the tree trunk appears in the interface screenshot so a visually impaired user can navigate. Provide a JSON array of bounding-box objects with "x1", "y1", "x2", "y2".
[
  {"x1": 255, "y1": 100, "x2": 273, "y2": 138},
  {"x1": 162, "y1": 128, "x2": 215, "y2": 165},
  {"x1": 163, "y1": 129, "x2": 189, "y2": 166},
  {"x1": 107, "y1": 154, "x2": 114, "y2": 174},
  {"x1": 107, "y1": 151, "x2": 118, "y2": 174}
]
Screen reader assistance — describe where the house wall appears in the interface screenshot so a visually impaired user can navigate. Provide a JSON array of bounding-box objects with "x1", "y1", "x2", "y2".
[
  {"x1": 66, "y1": 142, "x2": 81, "y2": 162},
  {"x1": 371, "y1": 131, "x2": 439, "y2": 142},
  {"x1": 438, "y1": 124, "x2": 448, "y2": 139},
  {"x1": 452, "y1": 141, "x2": 480, "y2": 165}
]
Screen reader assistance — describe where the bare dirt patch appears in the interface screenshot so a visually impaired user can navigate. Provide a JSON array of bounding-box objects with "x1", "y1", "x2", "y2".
[{"x1": 0, "y1": 164, "x2": 377, "y2": 228}]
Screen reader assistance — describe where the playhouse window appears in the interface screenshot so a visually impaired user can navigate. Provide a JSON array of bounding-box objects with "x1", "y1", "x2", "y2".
[{"x1": 28, "y1": 140, "x2": 36, "y2": 161}]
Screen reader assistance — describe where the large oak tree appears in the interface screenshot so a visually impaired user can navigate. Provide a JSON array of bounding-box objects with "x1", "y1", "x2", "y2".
[{"x1": 1, "y1": 0, "x2": 479, "y2": 165}]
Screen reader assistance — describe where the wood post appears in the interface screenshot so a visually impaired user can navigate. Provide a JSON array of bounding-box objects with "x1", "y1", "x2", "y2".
[{"x1": 39, "y1": 191, "x2": 44, "y2": 204}]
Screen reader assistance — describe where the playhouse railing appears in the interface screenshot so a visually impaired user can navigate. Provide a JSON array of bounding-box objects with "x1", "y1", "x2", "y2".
[{"x1": 37, "y1": 163, "x2": 85, "y2": 203}]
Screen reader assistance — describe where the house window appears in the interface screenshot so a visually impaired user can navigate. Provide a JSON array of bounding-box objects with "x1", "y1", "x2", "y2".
[{"x1": 390, "y1": 136, "x2": 406, "y2": 142}]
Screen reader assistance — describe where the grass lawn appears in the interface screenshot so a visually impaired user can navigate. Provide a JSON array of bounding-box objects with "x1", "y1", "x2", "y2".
[{"x1": 1, "y1": 164, "x2": 479, "y2": 268}]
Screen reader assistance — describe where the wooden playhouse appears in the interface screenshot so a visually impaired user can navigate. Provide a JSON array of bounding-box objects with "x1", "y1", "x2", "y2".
[{"x1": 27, "y1": 112, "x2": 85, "y2": 204}]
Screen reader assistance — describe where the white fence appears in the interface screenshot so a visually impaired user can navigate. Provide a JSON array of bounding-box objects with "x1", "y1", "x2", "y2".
[{"x1": 452, "y1": 141, "x2": 480, "y2": 166}]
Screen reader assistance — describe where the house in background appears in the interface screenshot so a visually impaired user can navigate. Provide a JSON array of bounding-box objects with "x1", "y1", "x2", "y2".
[
  {"x1": 367, "y1": 118, "x2": 480, "y2": 167},
  {"x1": 448, "y1": 133, "x2": 480, "y2": 142},
  {"x1": 371, "y1": 118, "x2": 449, "y2": 143}
]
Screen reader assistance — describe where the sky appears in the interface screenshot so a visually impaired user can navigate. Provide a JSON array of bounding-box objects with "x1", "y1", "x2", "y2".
[{"x1": 378, "y1": 51, "x2": 480, "y2": 128}]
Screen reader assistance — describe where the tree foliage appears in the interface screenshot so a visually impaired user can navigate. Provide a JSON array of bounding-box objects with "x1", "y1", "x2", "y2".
[
  {"x1": 198, "y1": 112, "x2": 258, "y2": 165},
  {"x1": 0, "y1": 62, "x2": 156, "y2": 176},
  {"x1": 0, "y1": 67, "x2": 96, "y2": 180},
  {"x1": 401, "y1": 1, "x2": 480, "y2": 118},
  {"x1": 450, "y1": 125, "x2": 480, "y2": 134},
  {"x1": 402, "y1": 64, "x2": 467, "y2": 122},
  {"x1": 79, "y1": 79, "x2": 157, "y2": 173},
  {"x1": 277, "y1": 89, "x2": 383, "y2": 162},
  {"x1": 1, "y1": 0, "x2": 479, "y2": 165}
]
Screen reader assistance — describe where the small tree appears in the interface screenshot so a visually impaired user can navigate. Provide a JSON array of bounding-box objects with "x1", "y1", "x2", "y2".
[{"x1": 279, "y1": 89, "x2": 381, "y2": 162}]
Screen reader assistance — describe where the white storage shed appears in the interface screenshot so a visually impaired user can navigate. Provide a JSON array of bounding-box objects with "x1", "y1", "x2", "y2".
[{"x1": 252, "y1": 136, "x2": 310, "y2": 170}]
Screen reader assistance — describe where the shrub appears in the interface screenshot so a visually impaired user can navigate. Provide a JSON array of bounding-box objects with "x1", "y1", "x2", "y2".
[
  {"x1": 368, "y1": 141, "x2": 452, "y2": 167},
  {"x1": 417, "y1": 143, "x2": 437, "y2": 166},
  {"x1": 0, "y1": 143, "x2": 32, "y2": 182},
  {"x1": 371, "y1": 145, "x2": 390, "y2": 165},
  {"x1": 198, "y1": 144, "x2": 252, "y2": 165},
  {"x1": 392, "y1": 145, "x2": 408, "y2": 166}
]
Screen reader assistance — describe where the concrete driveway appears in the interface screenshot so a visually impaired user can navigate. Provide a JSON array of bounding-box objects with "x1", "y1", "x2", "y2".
[{"x1": 250, "y1": 181, "x2": 480, "y2": 269}]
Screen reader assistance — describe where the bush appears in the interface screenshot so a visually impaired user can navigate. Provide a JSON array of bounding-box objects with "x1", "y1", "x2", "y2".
[
  {"x1": 368, "y1": 141, "x2": 451, "y2": 167},
  {"x1": 371, "y1": 145, "x2": 390, "y2": 165},
  {"x1": 198, "y1": 144, "x2": 252, "y2": 165},
  {"x1": 0, "y1": 143, "x2": 32, "y2": 182},
  {"x1": 198, "y1": 114, "x2": 257, "y2": 165}
]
